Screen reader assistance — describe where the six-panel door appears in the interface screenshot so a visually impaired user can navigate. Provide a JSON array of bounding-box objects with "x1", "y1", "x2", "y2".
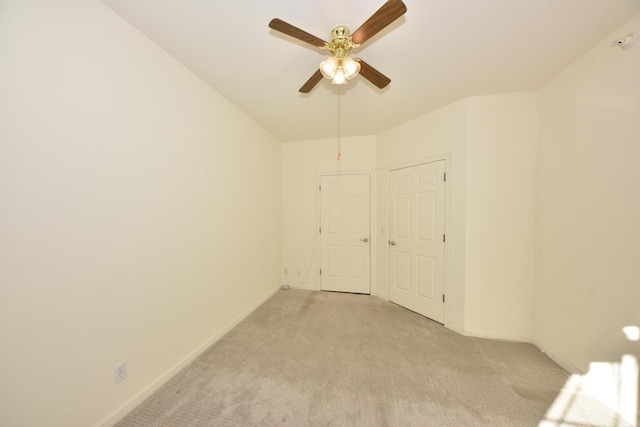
[
  {"x1": 389, "y1": 161, "x2": 446, "y2": 323},
  {"x1": 320, "y1": 174, "x2": 371, "y2": 294}
]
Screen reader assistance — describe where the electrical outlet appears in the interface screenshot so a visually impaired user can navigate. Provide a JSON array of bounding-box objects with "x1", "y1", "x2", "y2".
[
  {"x1": 297, "y1": 269, "x2": 301, "y2": 277},
  {"x1": 114, "y1": 361, "x2": 127, "y2": 384},
  {"x1": 284, "y1": 267, "x2": 288, "y2": 275}
]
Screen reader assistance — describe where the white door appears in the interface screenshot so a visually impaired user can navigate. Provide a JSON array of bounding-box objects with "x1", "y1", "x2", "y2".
[
  {"x1": 319, "y1": 174, "x2": 371, "y2": 294},
  {"x1": 389, "y1": 161, "x2": 446, "y2": 323}
]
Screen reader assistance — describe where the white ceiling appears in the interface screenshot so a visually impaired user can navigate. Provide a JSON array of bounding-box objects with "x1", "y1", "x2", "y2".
[{"x1": 101, "y1": 0, "x2": 640, "y2": 142}]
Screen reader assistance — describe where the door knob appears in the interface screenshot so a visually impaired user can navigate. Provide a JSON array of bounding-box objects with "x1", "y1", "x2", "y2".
[
  {"x1": 360, "y1": 238, "x2": 369, "y2": 243},
  {"x1": 388, "y1": 240, "x2": 397, "y2": 246}
]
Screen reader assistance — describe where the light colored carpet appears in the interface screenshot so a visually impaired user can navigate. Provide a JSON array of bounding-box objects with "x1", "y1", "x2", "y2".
[{"x1": 115, "y1": 290, "x2": 631, "y2": 426}]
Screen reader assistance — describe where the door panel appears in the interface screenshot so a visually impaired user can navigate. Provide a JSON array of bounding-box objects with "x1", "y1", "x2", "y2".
[
  {"x1": 395, "y1": 251, "x2": 411, "y2": 291},
  {"x1": 396, "y1": 194, "x2": 410, "y2": 238},
  {"x1": 418, "y1": 192, "x2": 436, "y2": 241},
  {"x1": 320, "y1": 174, "x2": 371, "y2": 294},
  {"x1": 389, "y1": 161, "x2": 446, "y2": 322},
  {"x1": 349, "y1": 196, "x2": 364, "y2": 233},
  {"x1": 328, "y1": 246, "x2": 342, "y2": 277},
  {"x1": 417, "y1": 255, "x2": 436, "y2": 299}
]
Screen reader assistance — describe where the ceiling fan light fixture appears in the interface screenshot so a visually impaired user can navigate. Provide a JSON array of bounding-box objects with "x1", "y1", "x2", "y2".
[
  {"x1": 320, "y1": 56, "x2": 339, "y2": 79},
  {"x1": 342, "y1": 56, "x2": 361, "y2": 79},
  {"x1": 331, "y1": 68, "x2": 347, "y2": 85},
  {"x1": 270, "y1": 0, "x2": 407, "y2": 92}
]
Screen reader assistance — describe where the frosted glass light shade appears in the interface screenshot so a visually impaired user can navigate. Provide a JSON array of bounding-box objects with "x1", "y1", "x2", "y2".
[
  {"x1": 331, "y1": 68, "x2": 346, "y2": 85},
  {"x1": 342, "y1": 56, "x2": 361, "y2": 80},
  {"x1": 320, "y1": 57, "x2": 339, "y2": 79}
]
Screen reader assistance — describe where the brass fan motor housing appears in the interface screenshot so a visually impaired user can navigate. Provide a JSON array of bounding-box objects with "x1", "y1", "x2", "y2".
[{"x1": 323, "y1": 25, "x2": 360, "y2": 59}]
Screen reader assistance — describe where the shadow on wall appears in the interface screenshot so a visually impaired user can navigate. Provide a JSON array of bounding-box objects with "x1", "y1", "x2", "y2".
[{"x1": 541, "y1": 326, "x2": 639, "y2": 427}]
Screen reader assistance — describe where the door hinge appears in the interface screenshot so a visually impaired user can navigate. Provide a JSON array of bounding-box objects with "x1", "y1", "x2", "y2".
[
  {"x1": 319, "y1": 269, "x2": 322, "y2": 275},
  {"x1": 319, "y1": 226, "x2": 322, "y2": 234},
  {"x1": 319, "y1": 185, "x2": 321, "y2": 191},
  {"x1": 444, "y1": 172, "x2": 447, "y2": 182},
  {"x1": 443, "y1": 294, "x2": 445, "y2": 303},
  {"x1": 443, "y1": 234, "x2": 446, "y2": 242}
]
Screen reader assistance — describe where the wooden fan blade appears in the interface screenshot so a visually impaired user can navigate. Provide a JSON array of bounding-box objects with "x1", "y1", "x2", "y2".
[
  {"x1": 351, "y1": 1, "x2": 407, "y2": 45},
  {"x1": 269, "y1": 18, "x2": 327, "y2": 48},
  {"x1": 357, "y1": 59, "x2": 391, "y2": 89},
  {"x1": 299, "y1": 69, "x2": 323, "y2": 93}
]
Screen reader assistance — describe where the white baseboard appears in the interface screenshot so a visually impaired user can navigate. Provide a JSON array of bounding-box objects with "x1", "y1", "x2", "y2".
[
  {"x1": 531, "y1": 338, "x2": 583, "y2": 375},
  {"x1": 445, "y1": 321, "x2": 465, "y2": 336},
  {"x1": 532, "y1": 339, "x2": 638, "y2": 423},
  {"x1": 289, "y1": 285, "x2": 316, "y2": 291},
  {"x1": 465, "y1": 328, "x2": 533, "y2": 343},
  {"x1": 96, "y1": 285, "x2": 281, "y2": 427}
]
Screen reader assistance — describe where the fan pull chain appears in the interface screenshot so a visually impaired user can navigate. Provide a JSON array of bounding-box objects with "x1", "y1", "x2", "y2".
[{"x1": 337, "y1": 86, "x2": 342, "y2": 160}]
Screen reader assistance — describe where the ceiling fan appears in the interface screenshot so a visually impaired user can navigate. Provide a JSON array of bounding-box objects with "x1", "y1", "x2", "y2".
[{"x1": 269, "y1": 0, "x2": 407, "y2": 93}]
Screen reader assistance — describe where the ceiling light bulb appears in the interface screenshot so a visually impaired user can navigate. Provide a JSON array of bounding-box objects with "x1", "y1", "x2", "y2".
[
  {"x1": 331, "y1": 68, "x2": 346, "y2": 85},
  {"x1": 320, "y1": 57, "x2": 339, "y2": 79},
  {"x1": 342, "y1": 56, "x2": 361, "y2": 80}
]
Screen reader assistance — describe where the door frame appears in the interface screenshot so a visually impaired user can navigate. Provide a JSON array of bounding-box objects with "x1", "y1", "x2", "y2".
[
  {"x1": 316, "y1": 170, "x2": 375, "y2": 293},
  {"x1": 385, "y1": 155, "x2": 451, "y2": 328}
]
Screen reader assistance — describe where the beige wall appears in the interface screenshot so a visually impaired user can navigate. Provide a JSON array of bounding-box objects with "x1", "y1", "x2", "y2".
[
  {"x1": 280, "y1": 136, "x2": 377, "y2": 291},
  {"x1": 465, "y1": 92, "x2": 538, "y2": 341},
  {"x1": 377, "y1": 100, "x2": 468, "y2": 332},
  {"x1": 0, "y1": 1, "x2": 281, "y2": 426},
  {"x1": 535, "y1": 13, "x2": 640, "y2": 376}
]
